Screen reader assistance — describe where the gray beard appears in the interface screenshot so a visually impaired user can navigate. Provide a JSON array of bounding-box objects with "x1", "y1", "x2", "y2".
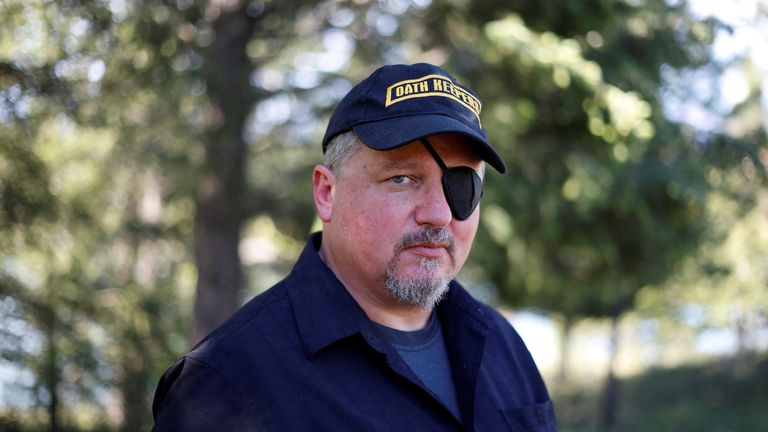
[{"x1": 384, "y1": 256, "x2": 451, "y2": 310}]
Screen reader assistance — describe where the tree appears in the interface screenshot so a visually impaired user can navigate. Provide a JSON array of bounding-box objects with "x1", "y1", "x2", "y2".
[
  {"x1": 399, "y1": 0, "x2": 728, "y2": 428},
  {"x1": 2, "y1": 0, "x2": 764, "y2": 430},
  {"x1": 1, "y1": 1, "x2": 196, "y2": 429}
]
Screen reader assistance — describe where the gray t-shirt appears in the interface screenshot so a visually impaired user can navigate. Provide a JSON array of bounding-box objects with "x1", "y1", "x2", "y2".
[{"x1": 373, "y1": 312, "x2": 462, "y2": 421}]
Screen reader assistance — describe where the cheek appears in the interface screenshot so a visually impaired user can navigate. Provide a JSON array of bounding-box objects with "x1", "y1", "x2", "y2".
[
  {"x1": 337, "y1": 187, "x2": 399, "y2": 240},
  {"x1": 350, "y1": 187, "x2": 411, "y2": 224},
  {"x1": 453, "y1": 215, "x2": 480, "y2": 256}
]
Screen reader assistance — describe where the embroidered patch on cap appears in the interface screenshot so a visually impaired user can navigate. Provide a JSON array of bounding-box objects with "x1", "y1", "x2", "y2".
[{"x1": 384, "y1": 74, "x2": 482, "y2": 121}]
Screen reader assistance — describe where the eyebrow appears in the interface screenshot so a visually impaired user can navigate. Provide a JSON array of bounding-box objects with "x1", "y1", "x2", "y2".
[{"x1": 379, "y1": 160, "x2": 420, "y2": 171}]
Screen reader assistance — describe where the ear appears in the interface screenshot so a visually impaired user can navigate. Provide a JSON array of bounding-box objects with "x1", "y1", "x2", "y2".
[{"x1": 313, "y1": 165, "x2": 335, "y2": 223}]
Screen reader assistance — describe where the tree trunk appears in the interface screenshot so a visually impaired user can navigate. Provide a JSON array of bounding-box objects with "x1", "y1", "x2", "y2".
[
  {"x1": 43, "y1": 309, "x2": 59, "y2": 432},
  {"x1": 120, "y1": 229, "x2": 158, "y2": 431},
  {"x1": 731, "y1": 303, "x2": 749, "y2": 376},
  {"x1": 598, "y1": 314, "x2": 621, "y2": 431},
  {"x1": 192, "y1": 1, "x2": 255, "y2": 343},
  {"x1": 119, "y1": 348, "x2": 149, "y2": 432},
  {"x1": 557, "y1": 315, "x2": 574, "y2": 387}
]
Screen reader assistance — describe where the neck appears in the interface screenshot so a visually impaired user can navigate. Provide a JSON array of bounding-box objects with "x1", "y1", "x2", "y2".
[{"x1": 319, "y1": 245, "x2": 432, "y2": 331}]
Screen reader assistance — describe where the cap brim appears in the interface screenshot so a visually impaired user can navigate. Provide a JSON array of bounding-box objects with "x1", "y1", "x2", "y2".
[{"x1": 353, "y1": 114, "x2": 507, "y2": 174}]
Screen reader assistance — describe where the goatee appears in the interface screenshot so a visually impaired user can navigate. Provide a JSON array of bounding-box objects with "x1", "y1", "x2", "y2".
[{"x1": 384, "y1": 227, "x2": 455, "y2": 310}]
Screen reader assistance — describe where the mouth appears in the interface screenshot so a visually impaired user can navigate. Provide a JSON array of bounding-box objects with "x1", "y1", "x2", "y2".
[
  {"x1": 395, "y1": 227, "x2": 456, "y2": 264},
  {"x1": 403, "y1": 241, "x2": 449, "y2": 259}
]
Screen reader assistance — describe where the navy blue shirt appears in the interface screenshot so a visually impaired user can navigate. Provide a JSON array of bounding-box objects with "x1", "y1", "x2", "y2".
[
  {"x1": 152, "y1": 233, "x2": 556, "y2": 431},
  {"x1": 373, "y1": 312, "x2": 463, "y2": 421}
]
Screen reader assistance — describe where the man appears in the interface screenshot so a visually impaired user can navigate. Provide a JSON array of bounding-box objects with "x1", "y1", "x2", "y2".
[{"x1": 152, "y1": 63, "x2": 556, "y2": 431}]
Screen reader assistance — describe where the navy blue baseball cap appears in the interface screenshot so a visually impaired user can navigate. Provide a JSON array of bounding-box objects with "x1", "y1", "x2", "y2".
[{"x1": 322, "y1": 63, "x2": 507, "y2": 174}]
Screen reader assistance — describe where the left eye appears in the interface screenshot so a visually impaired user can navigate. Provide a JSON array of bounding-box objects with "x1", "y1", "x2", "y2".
[{"x1": 391, "y1": 175, "x2": 412, "y2": 185}]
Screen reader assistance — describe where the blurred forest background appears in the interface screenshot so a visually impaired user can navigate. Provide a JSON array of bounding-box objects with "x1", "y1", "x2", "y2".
[{"x1": 1, "y1": 0, "x2": 767, "y2": 430}]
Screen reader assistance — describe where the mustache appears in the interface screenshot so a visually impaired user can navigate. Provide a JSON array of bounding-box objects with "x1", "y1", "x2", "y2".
[{"x1": 396, "y1": 227, "x2": 455, "y2": 255}]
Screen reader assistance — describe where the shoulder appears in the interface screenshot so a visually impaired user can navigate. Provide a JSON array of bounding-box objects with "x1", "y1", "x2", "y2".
[
  {"x1": 476, "y1": 304, "x2": 550, "y2": 397},
  {"x1": 443, "y1": 282, "x2": 538, "y2": 366},
  {"x1": 153, "y1": 283, "x2": 296, "y2": 427},
  {"x1": 483, "y1": 306, "x2": 534, "y2": 356},
  {"x1": 188, "y1": 282, "x2": 292, "y2": 365},
  {"x1": 152, "y1": 356, "x2": 247, "y2": 429}
]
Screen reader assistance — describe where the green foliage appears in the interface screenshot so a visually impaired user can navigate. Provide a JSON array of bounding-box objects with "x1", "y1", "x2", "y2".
[
  {"x1": 1, "y1": 0, "x2": 766, "y2": 430},
  {"x1": 1, "y1": 0, "x2": 199, "y2": 429},
  {"x1": 416, "y1": 2, "x2": 718, "y2": 322},
  {"x1": 0, "y1": 136, "x2": 56, "y2": 228}
]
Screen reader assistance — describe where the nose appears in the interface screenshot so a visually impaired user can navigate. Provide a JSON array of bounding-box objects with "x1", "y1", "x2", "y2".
[{"x1": 415, "y1": 177, "x2": 453, "y2": 227}]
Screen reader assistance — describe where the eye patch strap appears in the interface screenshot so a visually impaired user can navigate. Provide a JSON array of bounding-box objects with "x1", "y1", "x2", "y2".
[{"x1": 420, "y1": 138, "x2": 449, "y2": 171}]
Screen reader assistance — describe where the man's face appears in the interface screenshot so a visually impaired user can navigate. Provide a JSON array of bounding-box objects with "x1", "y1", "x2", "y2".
[{"x1": 315, "y1": 133, "x2": 483, "y2": 310}]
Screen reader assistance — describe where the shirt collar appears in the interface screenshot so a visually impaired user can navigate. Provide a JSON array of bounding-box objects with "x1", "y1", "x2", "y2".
[
  {"x1": 439, "y1": 279, "x2": 493, "y2": 330},
  {"x1": 286, "y1": 232, "x2": 372, "y2": 359},
  {"x1": 286, "y1": 232, "x2": 493, "y2": 359}
]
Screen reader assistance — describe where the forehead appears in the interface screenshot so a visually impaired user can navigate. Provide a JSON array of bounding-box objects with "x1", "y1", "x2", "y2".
[{"x1": 366, "y1": 133, "x2": 484, "y2": 169}]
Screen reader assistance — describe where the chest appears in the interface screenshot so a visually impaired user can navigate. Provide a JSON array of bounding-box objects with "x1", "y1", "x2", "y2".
[{"x1": 240, "y1": 335, "x2": 554, "y2": 432}]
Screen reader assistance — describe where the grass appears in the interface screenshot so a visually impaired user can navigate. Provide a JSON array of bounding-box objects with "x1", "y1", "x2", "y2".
[{"x1": 554, "y1": 354, "x2": 768, "y2": 432}]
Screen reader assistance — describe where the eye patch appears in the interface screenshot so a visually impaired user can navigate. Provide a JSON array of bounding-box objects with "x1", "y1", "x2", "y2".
[{"x1": 420, "y1": 139, "x2": 484, "y2": 221}]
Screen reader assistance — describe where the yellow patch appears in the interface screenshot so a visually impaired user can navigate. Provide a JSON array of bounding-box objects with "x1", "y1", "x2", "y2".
[{"x1": 384, "y1": 74, "x2": 482, "y2": 122}]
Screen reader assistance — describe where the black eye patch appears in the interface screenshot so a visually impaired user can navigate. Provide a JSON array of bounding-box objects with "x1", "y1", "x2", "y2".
[{"x1": 420, "y1": 139, "x2": 484, "y2": 221}]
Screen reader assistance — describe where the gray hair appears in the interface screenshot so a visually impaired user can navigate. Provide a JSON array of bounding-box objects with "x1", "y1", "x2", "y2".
[{"x1": 323, "y1": 130, "x2": 363, "y2": 175}]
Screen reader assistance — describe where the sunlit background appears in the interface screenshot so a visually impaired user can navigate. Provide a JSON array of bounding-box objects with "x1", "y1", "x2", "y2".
[{"x1": 1, "y1": 0, "x2": 766, "y2": 431}]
